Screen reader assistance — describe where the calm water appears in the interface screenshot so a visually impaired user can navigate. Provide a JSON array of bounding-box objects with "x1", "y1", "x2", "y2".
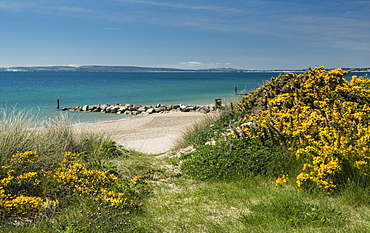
[{"x1": 0, "y1": 71, "x2": 367, "y2": 125}]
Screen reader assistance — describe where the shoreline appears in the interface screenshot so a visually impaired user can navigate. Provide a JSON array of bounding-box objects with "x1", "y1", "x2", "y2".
[
  {"x1": 70, "y1": 114, "x2": 135, "y2": 127},
  {"x1": 73, "y1": 111, "x2": 215, "y2": 154}
]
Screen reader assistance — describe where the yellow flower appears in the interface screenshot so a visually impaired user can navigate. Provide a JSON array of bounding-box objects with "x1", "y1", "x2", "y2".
[
  {"x1": 275, "y1": 175, "x2": 288, "y2": 186},
  {"x1": 234, "y1": 66, "x2": 370, "y2": 192},
  {"x1": 296, "y1": 173, "x2": 310, "y2": 187}
]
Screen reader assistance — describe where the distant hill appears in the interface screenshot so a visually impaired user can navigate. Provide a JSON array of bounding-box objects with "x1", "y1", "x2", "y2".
[
  {"x1": 76, "y1": 66, "x2": 185, "y2": 72},
  {"x1": 0, "y1": 65, "x2": 299, "y2": 73},
  {"x1": 4, "y1": 65, "x2": 183, "y2": 72},
  {"x1": 1, "y1": 65, "x2": 370, "y2": 73},
  {"x1": 4, "y1": 65, "x2": 236, "y2": 72}
]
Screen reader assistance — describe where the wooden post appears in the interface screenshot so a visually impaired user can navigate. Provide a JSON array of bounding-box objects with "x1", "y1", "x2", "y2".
[
  {"x1": 57, "y1": 99, "x2": 60, "y2": 109},
  {"x1": 215, "y1": 99, "x2": 222, "y2": 109}
]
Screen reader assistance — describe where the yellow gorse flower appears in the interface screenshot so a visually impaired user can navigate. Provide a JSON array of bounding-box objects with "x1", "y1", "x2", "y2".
[
  {"x1": 235, "y1": 66, "x2": 370, "y2": 192},
  {"x1": 275, "y1": 174, "x2": 288, "y2": 186},
  {"x1": 1, "y1": 151, "x2": 136, "y2": 219},
  {"x1": 53, "y1": 152, "x2": 127, "y2": 206}
]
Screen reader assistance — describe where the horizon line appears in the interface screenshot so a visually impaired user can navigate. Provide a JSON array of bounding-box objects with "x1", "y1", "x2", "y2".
[{"x1": 2, "y1": 64, "x2": 370, "y2": 72}]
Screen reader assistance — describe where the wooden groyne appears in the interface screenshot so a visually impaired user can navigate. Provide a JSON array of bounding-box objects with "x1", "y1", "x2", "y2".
[{"x1": 62, "y1": 103, "x2": 220, "y2": 115}]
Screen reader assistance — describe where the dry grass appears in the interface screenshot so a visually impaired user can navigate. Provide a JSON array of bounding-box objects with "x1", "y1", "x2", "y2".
[
  {"x1": 174, "y1": 111, "x2": 222, "y2": 149},
  {"x1": 0, "y1": 108, "x2": 111, "y2": 169}
]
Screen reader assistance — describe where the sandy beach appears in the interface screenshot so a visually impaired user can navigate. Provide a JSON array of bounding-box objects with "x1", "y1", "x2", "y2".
[{"x1": 74, "y1": 111, "x2": 213, "y2": 154}]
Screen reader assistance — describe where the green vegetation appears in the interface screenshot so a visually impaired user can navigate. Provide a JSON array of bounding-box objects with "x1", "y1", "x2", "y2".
[
  {"x1": 0, "y1": 110, "x2": 148, "y2": 232},
  {"x1": 2, "y1": 67, "x2": 370, "y2": 232}
]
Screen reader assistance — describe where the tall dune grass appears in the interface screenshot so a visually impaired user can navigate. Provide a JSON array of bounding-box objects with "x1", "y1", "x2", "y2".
[
  {"x1": 175, "y1": 98, "x2": 241, "y2": 149},
  {"x1": 175, "y1": 111, "x2": 223, "y2": 149},
  {"x1": 0, "y1": 108, "x2": 111, "y2": 171}
]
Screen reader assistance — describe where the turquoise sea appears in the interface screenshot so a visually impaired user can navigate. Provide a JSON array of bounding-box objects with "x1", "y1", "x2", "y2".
[{"x1": 0, "y1": 71, "x2": 367, "y2": 125}]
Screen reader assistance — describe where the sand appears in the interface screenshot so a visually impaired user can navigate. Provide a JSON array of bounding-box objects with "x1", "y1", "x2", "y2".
[{"x1": 74, "y1": 112, "x2": 212, "y2": 154}]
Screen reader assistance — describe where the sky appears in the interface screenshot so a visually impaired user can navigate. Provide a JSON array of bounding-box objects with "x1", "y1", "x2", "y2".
[{"x1": 1, "y1": 0, "x2": 370, "y2": 70}]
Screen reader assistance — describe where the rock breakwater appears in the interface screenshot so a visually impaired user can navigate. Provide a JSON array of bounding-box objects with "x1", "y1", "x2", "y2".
[{"x1": 62, "y1": 103, "x2": 218, "y2": 115}]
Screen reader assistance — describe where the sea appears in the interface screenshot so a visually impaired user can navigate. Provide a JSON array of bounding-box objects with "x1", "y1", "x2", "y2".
[{"x1": 0, "y1": 71, "x2": 368, "y2": 125}]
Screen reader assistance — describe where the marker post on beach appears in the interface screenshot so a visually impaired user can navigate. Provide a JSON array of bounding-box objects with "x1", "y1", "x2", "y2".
[{"x1": 215, "y1": 99, "x2": 222, "y2": 109}]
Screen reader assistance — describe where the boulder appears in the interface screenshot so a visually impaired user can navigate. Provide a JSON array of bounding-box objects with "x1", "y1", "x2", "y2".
[
  {"x1": 98, "y1": 105, "x2": 107, "y2": 112},
  {"x1": 154, "y1": 107, "x2": 166, "y2": 112},
  {"x1": 138, "y1": 106, "x2": 148, "y2": 112},
  {"x1": 110, "y1": 107, "x2": 119, "y2": 113},
  {"x1": 146, "y1": 108, "x2": 155, "y2": 114},
  {"x1": 88, "y1": 105, "x2": 96, "y2": 111}
]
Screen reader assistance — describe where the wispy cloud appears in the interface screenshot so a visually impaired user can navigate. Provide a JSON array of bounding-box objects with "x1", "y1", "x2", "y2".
[
  {"x1": 174, "y1": 61, "x2": 232, "y2": 69},
  {"x1": 116, "y1": 0, "x2": 243, "y2": 13},
  {"x1": 52, "y1": 6, "x2": 90, "y2": 13},
  {"x1": 101, "y1": 27, "x2": 121, "y2": 31},
  {"x1": 0, "y1": 1, "x2": 40, "y2": 11},
  {"x1": 271, "y1": 13, "x2": 370, "y2": 51},
  {"x1": 2, "y1": 0, "x2": 370, "y2": 54},
  {"x1": 67, "y1": 64, "x2": 79, "y2": 67},
  {"x1": 0, "y1": 1, "x2": 89, "y2": 13},
  {"x1": 0, "y1": 2, "x2": 7, "y2": 8}
]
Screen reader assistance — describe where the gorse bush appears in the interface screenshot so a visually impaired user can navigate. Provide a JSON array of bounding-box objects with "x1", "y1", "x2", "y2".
[
  {"x1": 235, "y1": 66, "x2": 370, "y2": 192},
  {"x1": 0, "y1": 151, "x2": 148, "y2": 221},
  {"x1": 0, "y1": 111, "x2": 148, "y2": 227}
]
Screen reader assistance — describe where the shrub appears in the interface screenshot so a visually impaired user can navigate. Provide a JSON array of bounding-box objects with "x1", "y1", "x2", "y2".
[
  {"x1": 234, "y1": 66, "x2": 370, "y2": 192},
  {"x1": 0, "y1": 151, "x2": 148, "y2": 221}
]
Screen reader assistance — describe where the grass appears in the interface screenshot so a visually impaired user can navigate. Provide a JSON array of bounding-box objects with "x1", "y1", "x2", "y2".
[
  {"x1": 174, "y1": 110, "x2": 223, "y2": 149},
  {"x1": 127, "y1": 151, "x2": 370, "y2": 233},
  {"x1": 0, "y1": 108, "x2": 112, "y2": 171},
  {"x1": 1, "y1": 105, "x2": 370, "y2": 232},
  {"x1": 128, "y1": 106, "x2": 370, "y2": 232}
]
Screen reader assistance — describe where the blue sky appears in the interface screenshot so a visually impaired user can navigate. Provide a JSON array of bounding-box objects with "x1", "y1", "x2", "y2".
[{"x1": 1, "y1": 0, "x2": 370, "y2": 70}]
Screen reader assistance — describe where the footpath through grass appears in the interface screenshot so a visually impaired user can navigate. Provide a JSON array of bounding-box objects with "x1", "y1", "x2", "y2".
[{"x1": 125, "y1": 149, "x2": 370, "y2": 233}]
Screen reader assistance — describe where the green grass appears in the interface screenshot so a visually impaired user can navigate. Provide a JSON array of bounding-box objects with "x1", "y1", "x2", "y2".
[
  {"x1": 126, "y1": 152, "x2": 370, "y2": 233},
  {"x1": 2, "y1": 107, "x2": 370, "y2": 232}
]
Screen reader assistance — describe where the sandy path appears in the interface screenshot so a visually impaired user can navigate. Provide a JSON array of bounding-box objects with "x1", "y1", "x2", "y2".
[{"x1": 74, "y1": 112, "x2": 212, "y2": 154}]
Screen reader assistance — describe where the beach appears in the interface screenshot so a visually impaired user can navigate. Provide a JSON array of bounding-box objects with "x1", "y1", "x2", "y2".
[{"x1": 74, "y1": 111, "x2": 213, "y2": 154}]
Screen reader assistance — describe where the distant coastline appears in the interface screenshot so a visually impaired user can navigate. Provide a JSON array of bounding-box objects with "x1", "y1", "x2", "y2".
[{"x1": 1, "y1": 65, "x2": 369, "y2": 73}]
